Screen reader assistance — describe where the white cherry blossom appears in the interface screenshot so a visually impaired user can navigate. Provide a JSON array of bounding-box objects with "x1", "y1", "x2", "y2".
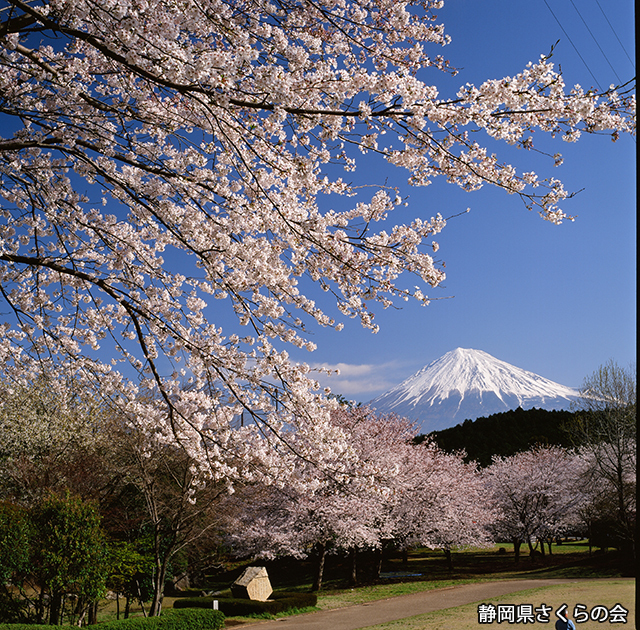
[{"x1": 0, "y1": 0, "x2": 635, "y2": 479}]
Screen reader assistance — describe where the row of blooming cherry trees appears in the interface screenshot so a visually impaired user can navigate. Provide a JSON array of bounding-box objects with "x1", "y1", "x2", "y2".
[
  {"x1": 221, "y1": 406, "x2": 597, "y2": 588},
  {"x1": 223, "y1": 406, "x2": 494, "y2": 588}
]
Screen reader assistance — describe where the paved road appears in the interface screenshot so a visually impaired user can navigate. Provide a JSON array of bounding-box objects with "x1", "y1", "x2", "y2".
[{"x1": 226, "y1": 579, "x2": 581, "y2": 629}]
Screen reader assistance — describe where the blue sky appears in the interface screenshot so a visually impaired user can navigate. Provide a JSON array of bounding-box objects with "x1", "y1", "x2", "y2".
[
  {"x1": 3, "y1": 1, "x2": 632, "y2": 405},
  {"x1": 289, "y1": 0, "x2": 636, "y2": 401}
]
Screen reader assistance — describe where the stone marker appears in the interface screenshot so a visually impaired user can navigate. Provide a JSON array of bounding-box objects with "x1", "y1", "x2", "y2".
[{"x1": 230, "y1": 566, "x2": 273, "y2": 601}]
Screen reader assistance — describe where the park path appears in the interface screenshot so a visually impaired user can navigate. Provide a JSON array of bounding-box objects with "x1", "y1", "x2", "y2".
[{"x1": 226, "y1": 578, "x2": 581, "y2": 629}]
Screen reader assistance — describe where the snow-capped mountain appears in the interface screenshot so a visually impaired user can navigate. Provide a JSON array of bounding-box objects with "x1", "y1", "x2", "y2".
[{"x1": 369, "y1": 348, "x2": 580, "y2": 433}]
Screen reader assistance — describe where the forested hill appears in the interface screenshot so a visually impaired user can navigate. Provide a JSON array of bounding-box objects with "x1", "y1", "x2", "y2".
[{"x1": 417, "y1": 407, "x2": 576, "y2": 467}]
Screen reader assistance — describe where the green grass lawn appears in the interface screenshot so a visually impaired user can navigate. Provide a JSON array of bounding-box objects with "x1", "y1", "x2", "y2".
[
  {"x1": 192, "y1": 539, "x2": 629, "y2": 597},
  {"x1": 95, "y1": 541, "x2": 633, "y2": 625},
  {"x1": 358, "y1": 580, "x2": 635, "y2": 630},
  {"x1": 312, "y1": 541, "x2": 632, "y2": 612}
]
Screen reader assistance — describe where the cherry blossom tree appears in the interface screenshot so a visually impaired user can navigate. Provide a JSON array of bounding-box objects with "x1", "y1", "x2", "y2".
[
  {"x1": 225, "y1": 406, "x2": 494, "y2": 585},
  {"x1": 106, "y1": 415, "x2": 237, "y2": 616},
  {"x1": 0, "y1": 374, "x2": 112, "y2": 505},
  {"x1": 223, "y1": 479, "x2": 382, "y2": 590},
  {"x1": 224, "y1": 406, "x2": 415, "y2": 590},
  {"x1": 400, "y1": 445, "x2": 494, "y2": 570},
  {"x1": 483, "y1": 445, "x2": 588, "y2": 562},
  {"x1": 571, "y1": 361, "x2": 636, "y2": 556},
  {"x1": 0, "y1": 0, "x2": 635, "y2": 482}
]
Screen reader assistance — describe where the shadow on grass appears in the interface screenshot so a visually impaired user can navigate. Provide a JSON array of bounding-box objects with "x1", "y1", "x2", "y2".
[
  {"x1": 158, "y1": 543, "x2": 633, "y2": 628},
  {"x1": 195, "y1": 541, "x2": 632, "y2": 597}
]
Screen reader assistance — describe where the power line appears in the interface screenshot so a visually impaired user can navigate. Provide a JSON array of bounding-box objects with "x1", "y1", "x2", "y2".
[
  {"x1": 594, "y1": 0, "x2": 635, "y2": 71},
  {"x1": 542, "y1": 0, "x2": 603, "y2": 91},
  {"x1": 568, "y1": 0, "x2": 622, "y2": 85}
]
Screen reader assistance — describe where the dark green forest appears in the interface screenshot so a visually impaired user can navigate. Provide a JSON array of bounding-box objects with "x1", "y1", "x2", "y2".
[{"x1": 418, "y1": 407, "x2": 576, "y2": 467}]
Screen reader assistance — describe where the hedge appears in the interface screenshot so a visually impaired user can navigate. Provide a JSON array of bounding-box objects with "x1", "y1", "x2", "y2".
[
  {"x1": 0, "y1": 608, "x2": 225, "y2": 630},
  {"x1": 172, "y1": 591, "x2": 318, "y2": 617}
]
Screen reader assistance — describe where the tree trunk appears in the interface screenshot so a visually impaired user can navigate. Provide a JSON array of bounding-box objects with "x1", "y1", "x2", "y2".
[
  {"x1": 149, "y1": 530, "x2": 172, "y2": 617},
  {"x1": 616, "y1": 462, "x2": 635, "y2": 559},
  {"x1": 527, "y1": 537, "x2": 536, "y2": 558},
  {"x1": 312, "y1": 542, "x2": 326, "y2": 592},
  {"x1": 149, "y1": 581, "x2": 162, "y2": 617},
  {"x1": 617, "y1": 463, "x2": 627, "y2": 529},
  {"x1": 88, "y1": 601, "x2": 98, "y2": 625},
  {"x1": 402, "y1": 547, "x2": 408, "y2": 568},
  {"x1": 49, "y1": 590, "x2": 63, "y2": 626},
  {"x1": 36, "y1": 588, "x2": 46, "y2": 624},
  {"x1": 513, "y1": 540, "x2": 521, "y2": 564},
  {"x1": 149, "y1": 571, "x2": 164, "y2": 617},
  {"x1": 137, "y1": 578, "x2": 149, "y2": 617},
  {"x1": 349, "y1": 547, "x2": 357, "y2": 587},
  {"x1": 374, "y1": 546, "x2": 383, "y2": 581},
  {"x1": 74, "y1": 596, "x2": 86, "y2": 626},
  {"x1": 443, "y1": 548, "x2": 453, "y2": 571}
]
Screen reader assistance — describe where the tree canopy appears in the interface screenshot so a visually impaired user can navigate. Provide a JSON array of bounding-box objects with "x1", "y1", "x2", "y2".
[
  {"x1": 0, "y1": 0, "x2": 635, "y2": 478},
  {"x1": 424, "y1": 407, "x2": 576, "y2": 467}
]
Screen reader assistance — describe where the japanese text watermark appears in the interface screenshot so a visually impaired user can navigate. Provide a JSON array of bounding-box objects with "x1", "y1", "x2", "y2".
[{"x1": 477, "y1": 602, "x2": 629, "y2": 624}]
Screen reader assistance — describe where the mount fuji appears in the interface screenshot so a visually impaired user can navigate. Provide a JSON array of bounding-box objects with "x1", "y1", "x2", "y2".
[{"x1": 368, "y1": 348, "x2": 580, "y2": 433}]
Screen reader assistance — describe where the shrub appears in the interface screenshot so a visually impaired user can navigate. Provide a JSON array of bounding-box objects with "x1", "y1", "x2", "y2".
[
  {"x1": 162, "y1": 609, "x2": 225, "y2": 630},
  {"x1": 0, "y1": 608, "x2": 225, "y2": 630},
  {"x1": 0, "y1": 503, "x2": 33, "y2": 623},
  {"x1": 173, "y1": 591, "x2": 318, "y2": 617}
]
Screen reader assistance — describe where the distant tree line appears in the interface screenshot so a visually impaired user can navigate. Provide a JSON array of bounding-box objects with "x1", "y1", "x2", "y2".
[{"x1": 418, "y1": 407, "x2": 577, "y2": 467}]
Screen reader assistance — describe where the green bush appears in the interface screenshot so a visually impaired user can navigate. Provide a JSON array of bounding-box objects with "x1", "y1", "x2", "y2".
[
  {"x1": 172, "y1": 591, "x2": 317, "y2": 617},
  {"x1": 165, "y1": 609, "x2": 225, "y2": 630},
  {"x1": 0, "y1": 503, "x2": 34, "y2": 623},
  {"x1": 1, "y1": 494, "x2": 109, "y2": 625},
  {"x1": 31, "y1": 492, "x2": 109, "y2": 625},
  {"x1": 0, "y1": 608, "x2": 225, "y2": 630}
]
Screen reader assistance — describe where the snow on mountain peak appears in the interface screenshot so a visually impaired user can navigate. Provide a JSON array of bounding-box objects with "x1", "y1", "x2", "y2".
[{"x1": 369, "y1": 348, "x2": 580, "y2": 432}]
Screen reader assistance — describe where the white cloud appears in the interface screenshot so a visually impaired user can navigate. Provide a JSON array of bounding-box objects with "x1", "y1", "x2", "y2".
[{"x1": 308, "y1": 361, "x2": 404, "y2": 399}]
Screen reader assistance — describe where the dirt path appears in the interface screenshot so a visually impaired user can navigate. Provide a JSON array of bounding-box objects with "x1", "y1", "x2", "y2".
[{"x1": 226, "y1": 579, "x2": 585, "y2": 629}]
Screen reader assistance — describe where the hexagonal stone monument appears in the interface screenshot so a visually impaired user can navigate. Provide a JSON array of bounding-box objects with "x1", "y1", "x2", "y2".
[{"x1": 230, "y1": 566, "x2": 273, "y2": 601}]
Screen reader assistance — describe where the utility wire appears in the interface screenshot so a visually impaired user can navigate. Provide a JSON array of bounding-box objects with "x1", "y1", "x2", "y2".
[
  {"x1": 594, "y1": 0, "x2": 635, "y2": 70},
  {"x1": 542, "y1": 0, "x2": 603, "y2": 91},
  {"x1": 568, "y1": 0, "x2": 622, "y2": 85}
]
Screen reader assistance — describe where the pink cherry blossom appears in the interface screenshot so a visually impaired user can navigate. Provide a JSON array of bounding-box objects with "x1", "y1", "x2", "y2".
[
  {"x1": 484, "y1": 446, "x2": 588, "y2": 558},
  {"x1": 0, "y1": 0, "x2": 635, "y2": 480},
  {"x1": 225, "y1": 407, "x2": 495, "y2": 584}
]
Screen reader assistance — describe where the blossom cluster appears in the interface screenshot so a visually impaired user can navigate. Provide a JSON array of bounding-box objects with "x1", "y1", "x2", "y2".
[
  {"x1": 225, "y1": 407, "x2": 494, "y2": 559},
  {"x1": 0, "y1": 0, "x2": 635, "y2": 478}
]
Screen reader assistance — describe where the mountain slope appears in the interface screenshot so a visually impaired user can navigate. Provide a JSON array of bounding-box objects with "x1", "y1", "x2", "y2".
[{"x1": 369, "y1": 348, "x2": 579, "y2": 432}]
